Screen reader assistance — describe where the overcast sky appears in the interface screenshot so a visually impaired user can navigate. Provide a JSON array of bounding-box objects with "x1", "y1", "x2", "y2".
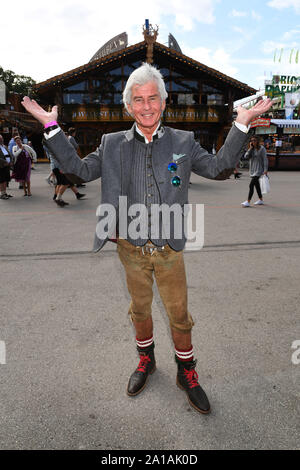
[{"x1": 1, "y1": 0, "x2": 300, "y2": 90}]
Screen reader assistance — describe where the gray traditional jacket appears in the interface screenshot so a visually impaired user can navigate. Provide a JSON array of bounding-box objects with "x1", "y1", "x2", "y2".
[{"x1": 44, "y1": 124, "x2": 248, "y2": 252}]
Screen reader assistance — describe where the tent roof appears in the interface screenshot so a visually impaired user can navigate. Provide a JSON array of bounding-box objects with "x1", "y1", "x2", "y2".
[{"x1": 34, "y1": 40, "x2": 256, "y2": 97}]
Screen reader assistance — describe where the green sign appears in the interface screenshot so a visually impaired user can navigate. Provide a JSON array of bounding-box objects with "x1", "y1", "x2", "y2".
[{"x1": 266, "y1": 75, "x2": 300, "y2": 97}]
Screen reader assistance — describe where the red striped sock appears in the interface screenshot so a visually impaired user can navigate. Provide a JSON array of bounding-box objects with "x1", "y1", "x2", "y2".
[
  {"x1": 136, "y1": 336, "x2": 154, "y2": 350},
  {"x1": 175, "y1": 346, "x2": 194, "y2": 362}
]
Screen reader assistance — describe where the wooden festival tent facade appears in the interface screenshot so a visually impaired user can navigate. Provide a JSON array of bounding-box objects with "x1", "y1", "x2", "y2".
[{"x1": 34, "y1": 27, "x2": 255, "y2": 156}]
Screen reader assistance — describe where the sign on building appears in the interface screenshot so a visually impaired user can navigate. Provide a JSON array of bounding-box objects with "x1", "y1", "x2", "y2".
[
  {"x1": 283, "y1": 126, "x2": 300, "y2": 134},
  {"x1": 90, "y1": 33, "x2": 128, "y2": 62},
  {"x1": 265, "y1": 75, "x2": 300, "y2": 97},
  {"x1": 250, "y1": 118, "x2": 271, "y2": 128},
  {"x1": 68, "y1": 105, "x2": 223, "y2": 123},
  {"x1": 256, "y1": 125, "x2": 277, "y2": 135}
]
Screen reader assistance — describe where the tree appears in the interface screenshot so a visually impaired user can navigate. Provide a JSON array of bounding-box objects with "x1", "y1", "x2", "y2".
[{"x1": 0, "y1": 67, "x2": 36, "y2": 95}]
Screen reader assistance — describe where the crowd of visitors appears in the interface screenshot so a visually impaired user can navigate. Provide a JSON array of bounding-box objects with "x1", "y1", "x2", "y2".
[{"x1": 0, "y1": 128, "x2": 88, "y2": 205}]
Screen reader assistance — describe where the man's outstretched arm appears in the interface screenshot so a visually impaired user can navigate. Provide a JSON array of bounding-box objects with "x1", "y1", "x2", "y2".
[
  {"x1": 191, "y1": 98, "x2": 274, "y2": 180},
  {"x1": 21, "y1": 97, "x2": 103, "y2": 182}
]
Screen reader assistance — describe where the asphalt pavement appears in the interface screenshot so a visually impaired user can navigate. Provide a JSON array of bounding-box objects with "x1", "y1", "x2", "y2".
[{"x1": 0, "y1": 165, "x2": 299, "y2": 450}]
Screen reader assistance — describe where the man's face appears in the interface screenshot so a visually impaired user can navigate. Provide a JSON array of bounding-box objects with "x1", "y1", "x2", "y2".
[{"x1": 127, "y1": 81, "x2": 166, "y2": 134}]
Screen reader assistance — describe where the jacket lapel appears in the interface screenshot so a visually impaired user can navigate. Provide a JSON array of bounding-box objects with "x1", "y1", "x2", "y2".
[{"x1": 120, "y1": 125, "x2": 135, "y2": 195}]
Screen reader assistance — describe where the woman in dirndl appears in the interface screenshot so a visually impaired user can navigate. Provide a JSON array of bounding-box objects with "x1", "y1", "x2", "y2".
[{"x1": 12, "y1": 136, "x2": 32, "y2": 196}]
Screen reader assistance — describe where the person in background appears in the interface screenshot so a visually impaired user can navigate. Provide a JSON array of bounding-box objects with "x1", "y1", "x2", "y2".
[
  {"x1": 43, "y1": 144, "x2": 56, "y2": 185},
  {"x1": 241, "y1": 136, "x2": 268, "y2": 207},
  {"x1": 68, "y1": 128, "x2": 79, "y2": 153},
  {"x1": 52, "y1": 169, "x2": 86, "y2": 207},
  {"x1": 9, "y1": 134, "x2": 24, "y2": 189},
  {"x1": 50, "y1": 154, "x2": 86, "y2": 207},
  {"x1": 275, "y1": 138, "x2": 282, "y2": 155},
  {"x1": 233, "y1": 163, "x2": 242, "y2": 179},
  {"x1": 47, "y1": 151, "x2": 69, "y2": 207},
  {"x1": 27, "y1": 141, "x2": 37, "y2": 170},
  {"x1": 0, "y1": 134, "x2": 13, "y2": 199},
  {"x1": 264, "y1": 137, "x2": 272, "y2": 150},
  {"x1": 12, "y1": 136, "x2": 35, "y2": 196},
  {"x1": 274, "y1": 138, "x2": 282, "y2": 170},
  {"x1": 8, "y1": 134, "x2": 18, "y2": 157},
  {"x1": 68, "y1": 127, "x2": 86, "y2": 188}
]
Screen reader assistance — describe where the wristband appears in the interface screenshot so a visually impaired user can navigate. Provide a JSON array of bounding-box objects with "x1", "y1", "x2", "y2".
[
  {"x1": 44, "y1": 124, "x2": 59, "y2": 135},
  {"x1": 44, "y1": 121, "x2": 58, "y2": 129}
]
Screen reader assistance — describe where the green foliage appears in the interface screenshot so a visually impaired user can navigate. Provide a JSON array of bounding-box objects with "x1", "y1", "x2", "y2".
[{"x1": 0, "y1": 67, "x2": 36, "y2": 95}]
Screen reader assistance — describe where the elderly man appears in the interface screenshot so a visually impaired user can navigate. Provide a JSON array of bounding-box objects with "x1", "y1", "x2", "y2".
[{"x1": 22, "y1": 63, "x2": 272, "y2": 414}]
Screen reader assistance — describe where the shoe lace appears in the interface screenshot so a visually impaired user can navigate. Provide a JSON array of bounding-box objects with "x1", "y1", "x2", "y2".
[
  {"x1": 184, "y1": 367, "x2": 200, "y2": 389},
  {"x1": 137, "y1": 354, "x2": 151, "y2": 373}
]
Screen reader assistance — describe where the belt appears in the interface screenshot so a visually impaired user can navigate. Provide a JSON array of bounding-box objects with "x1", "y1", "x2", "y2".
[{"x1": 140, "y1": 242, "x2": 166, "y2": 256}]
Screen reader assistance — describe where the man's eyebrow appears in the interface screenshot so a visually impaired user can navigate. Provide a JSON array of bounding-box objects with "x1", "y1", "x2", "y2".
[{"x1": 133, "y1": 94, "x2": 159, "y2": 99}]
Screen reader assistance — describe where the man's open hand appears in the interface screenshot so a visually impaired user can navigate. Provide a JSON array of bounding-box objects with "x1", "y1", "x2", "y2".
[
  {"x1": 21, "y1": 96, "x2": 58, "y2": 126},
  {"x1": 236, "y1": 98, "x2": 274, "y2": 127}
]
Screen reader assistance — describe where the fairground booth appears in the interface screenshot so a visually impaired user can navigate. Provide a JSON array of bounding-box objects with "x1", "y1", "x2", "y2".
[{"x1": 259, "y1": 75, "x2": 300, "y2": 169}]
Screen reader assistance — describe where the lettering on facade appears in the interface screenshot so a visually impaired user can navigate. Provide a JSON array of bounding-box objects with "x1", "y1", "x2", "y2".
[
  {"x1": 265, "y1": 75, "x2": 300, "y2": 97},
  {"x1": 71, "y1": 107, "x2": 132, "y2": 121},
  {"x1": 70, "y1": 106, "x2": 221, "y2": 123},
  {"x1": 165, "y1": 107, "x2": 219, "y2": 122}
]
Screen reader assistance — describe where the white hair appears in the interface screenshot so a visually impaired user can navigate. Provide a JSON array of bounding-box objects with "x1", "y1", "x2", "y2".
[{"x1": 123, "y1": 63, "x2": 168, "y2": 112}]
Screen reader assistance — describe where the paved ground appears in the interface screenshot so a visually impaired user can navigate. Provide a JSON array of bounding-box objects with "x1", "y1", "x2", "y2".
[{"x1": 0, "y1": 165, "x2": 299, "y2": 450}]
